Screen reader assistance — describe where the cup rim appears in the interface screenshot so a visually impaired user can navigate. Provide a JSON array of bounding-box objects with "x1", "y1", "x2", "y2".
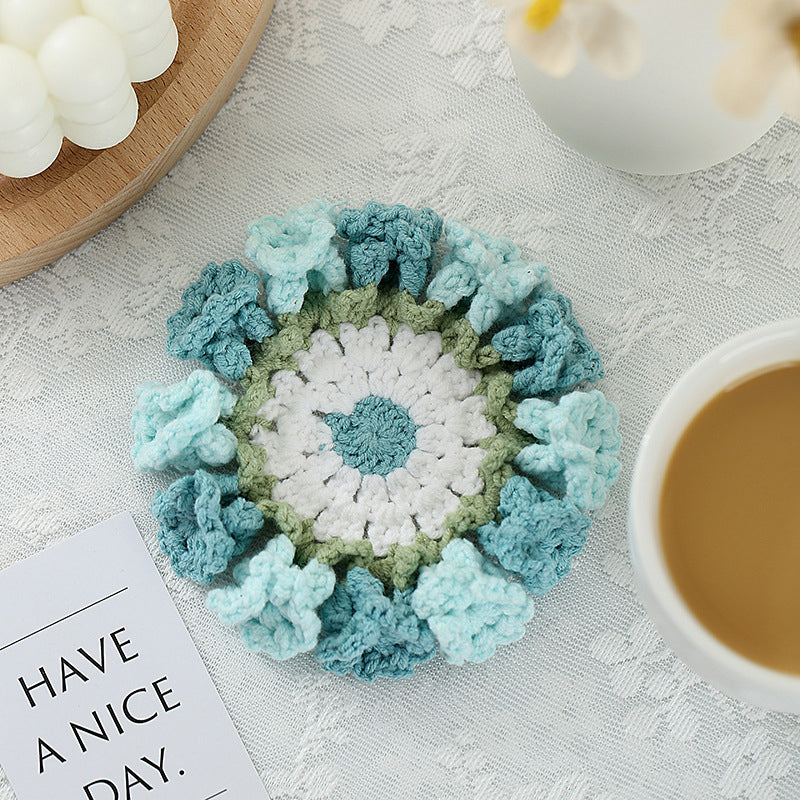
[{"x1": 628, "y1": 317, "x2": 800, "y2": 712}]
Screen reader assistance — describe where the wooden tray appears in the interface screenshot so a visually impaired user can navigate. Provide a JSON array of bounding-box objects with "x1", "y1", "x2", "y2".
[{"x1": 0, "y1": 0, "x2": 274, "y2": 286}]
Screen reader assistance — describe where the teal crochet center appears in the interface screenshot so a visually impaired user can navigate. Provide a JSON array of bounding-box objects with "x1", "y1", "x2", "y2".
[{"x1": 132, "y1": 200, "x2": 621, "y2": 681}]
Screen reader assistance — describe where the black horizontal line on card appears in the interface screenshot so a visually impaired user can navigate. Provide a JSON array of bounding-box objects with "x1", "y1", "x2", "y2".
[
  {"x1": 203, "y1": 791, "x2": 228, "y2": 800},
  {"x1": 0, "y1": 587, "x2": 129, "y2": 652}
]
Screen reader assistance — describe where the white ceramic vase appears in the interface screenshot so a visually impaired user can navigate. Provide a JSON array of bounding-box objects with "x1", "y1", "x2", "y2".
[{"x1": 510, "y1": 0, "x2": 782, "y2": 174}]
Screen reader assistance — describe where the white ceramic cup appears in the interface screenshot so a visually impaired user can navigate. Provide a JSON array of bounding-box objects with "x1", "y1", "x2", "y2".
[
  {"x1": 629, "y1": 318, "x2": 800, "y2": 713},
  {"x1": 509, "y1": 0, "x2": 780, "y2": 175}
]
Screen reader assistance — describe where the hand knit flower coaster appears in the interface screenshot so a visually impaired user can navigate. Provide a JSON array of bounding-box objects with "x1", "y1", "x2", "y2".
[{"x1": 132, "y1": 201, "x2": 621, "y2": 681}]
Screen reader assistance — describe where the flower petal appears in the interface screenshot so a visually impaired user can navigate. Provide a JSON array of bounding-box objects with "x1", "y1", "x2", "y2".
[
  {"x1": 721, "y1": 0, "x2": 791, "y2": 38},
  {"x1": 714, "y1": 34, "x2": 789, "y2": 116},
  {"x1": 505, "y1": 8, "x2": 578, "y2": 78},
  {"x1": 576, "y1": 3, "x2": 642, "y2": 79},
  {"x1": 777, "y1": 61, "x2": 800, "y2": 118},
  {"x1": 411, "y1": 539, "x2": 534, "y2": 665}
]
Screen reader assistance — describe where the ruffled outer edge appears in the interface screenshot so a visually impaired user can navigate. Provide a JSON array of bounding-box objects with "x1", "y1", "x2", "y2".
[{"x1": 135, "y1": 200, "x2": 620, "y2": 677}]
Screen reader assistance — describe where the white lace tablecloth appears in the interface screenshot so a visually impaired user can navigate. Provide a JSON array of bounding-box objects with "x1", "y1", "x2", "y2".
[{"x1": 2, "y1": 1, "x2": 800, "y2": 798}]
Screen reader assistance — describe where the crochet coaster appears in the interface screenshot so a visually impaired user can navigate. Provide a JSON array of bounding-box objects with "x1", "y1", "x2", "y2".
[{"x1": 131, "y1": 200, "x2": 621, "y2": 680}]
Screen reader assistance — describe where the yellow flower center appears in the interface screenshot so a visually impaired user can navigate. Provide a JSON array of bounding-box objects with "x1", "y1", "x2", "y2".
[
  {"x1": 786, "y1": 17, "x2": 800, "y2": 61},
  {"x1": 524, "y1": 0, "x2": 563, "y2": 32}
]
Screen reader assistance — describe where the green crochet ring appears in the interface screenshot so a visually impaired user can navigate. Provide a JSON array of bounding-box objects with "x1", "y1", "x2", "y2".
[{"x1": 132, "y1": 200, "x2": 621, "y2": 680}]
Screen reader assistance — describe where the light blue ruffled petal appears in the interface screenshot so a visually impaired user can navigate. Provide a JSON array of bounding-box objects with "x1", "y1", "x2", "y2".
[
  {"x1": 411, "y1": 539, "x2": 534, "y2": 665},
  {"x1": 514, "y1": 389, "x2": 621, "y2": 511},
  {"x1": 131, "y1": 370, "x2": 237, "y2": 472},
  {"x1": 207, "y1": 535, "x2": 335, "y2": 660},
  {"x1": 427, "y1": 219, "x2": 550, "y2": 334},
  {"x1": 477, "y1": 476, "x2": 590, "y2": 595},
  {"x1": 245, "y1": 201, "x2": 347, "y2": 314}
]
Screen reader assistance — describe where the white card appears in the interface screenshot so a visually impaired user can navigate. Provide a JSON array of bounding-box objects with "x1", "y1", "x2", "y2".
[{"x1": 0, "y1": 513, "x2": 270, "y2": 800}]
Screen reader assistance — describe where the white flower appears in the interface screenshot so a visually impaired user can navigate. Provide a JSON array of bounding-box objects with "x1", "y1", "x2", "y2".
[
  {"x1": 492, "y1": 0, "x2": 642, "y2": 79},
  {"x1": 715, "y1": 0, "x2": 800, "y2": 117},
  {"x1": 250, "y1": 316, "x2": 496, "y2": 557}
]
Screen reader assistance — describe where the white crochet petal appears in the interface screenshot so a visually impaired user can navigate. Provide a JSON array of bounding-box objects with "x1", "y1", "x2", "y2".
[
  {"x1": 406, "y1": 393, "x2": 440, "y2": 426},
  {"x1": 356, "y1": 474, "x2": 417, "y2": 555},
  {"x1": 414, "y1": 423, "x2": 463, "y2": 457},
  {"x1": 404, "y1": 449, "x2": 450, "y2": 488},
  {"x1": 424, "y1": 351, "x2": 482, "y2": 400},
  {"x1": 340, "y1": 317, "x2": 392, "y2": 373},
  {"x1": 410, "y1": 484, "x2": 461, "y2": 536},
  {"x1": 389, "y1": 370, "x2": 429, "y2": 408},
  {"x1": 390, "y1": 324, "x2": 443, "y2": 369},
  {"x1": 367, "y1": 359, "x2": 402, "y2": 399},
  {"x1": 294, "y1": 329, "x2": 346, "y2": 385},
  {"x1": 385, "y1": 467, "x2": 422, "y2": 516},
  {"x1": 271, "y1": 451, "x2": 343, "y2": 518},
  {"x1": 448, "y1": 447, "x2": 486, "y2": 496},
  {"x1": 252, "y1": 430, "x2": 307, "y2": 480},
  {"x1": 313, "y1": 466, "x2": 366, "y2": 542},
  {"x1": 258, "y1": 370, "x2": 306, "y2": 419},
  {"x1": 440, "y1": 395, "x2": 496, "y2": 444},
  {"x1": 331, "y1": 353, "x2": 371, "y2": 400},
  {"x1": 306, "y1": 380, "x2": 356, "y2": 415}
]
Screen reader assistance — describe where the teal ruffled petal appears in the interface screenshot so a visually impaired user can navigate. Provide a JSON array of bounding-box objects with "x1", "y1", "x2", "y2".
[
  {"x1": 337, "y1": 201, "x2": 442, "y2": 295},
  {"x1": 411, "y1": 539, "x2": 534, "y2": 665},
  {"x1": 245, "y1": 201, "x2": 347, "y2": 314},
  {"x1": 478, "y1": 476, "x2": 590, "y2": 595},
  {"x1": 166, "y1": 260, "x2": 275, "y2": 380},
  {"x1": 131, "y1": 370, "x2": 237, "y2": 472},
  {"x1": 514, "y1": 389, "x2": 621, "y2": 511},
  {"x1": 492, "y1": 291, "x2": 603, "y2": 397},
  {"x1": 207, "y1": 535, "x2": 335, "y2": 659},
  {"x1": 426, "y1": 219, "x2": 550, "y2": 334},
  {"x1": 315, "y1": 567, "x2": 435, "y2": 681},
  {"x1": 152, "y1": 470, "x2": 263, "y2": 584}
]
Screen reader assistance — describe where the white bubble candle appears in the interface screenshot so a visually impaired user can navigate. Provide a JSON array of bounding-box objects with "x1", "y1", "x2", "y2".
[{"x1": 0, "y1": 0, "x2": 178, "y2": 178}]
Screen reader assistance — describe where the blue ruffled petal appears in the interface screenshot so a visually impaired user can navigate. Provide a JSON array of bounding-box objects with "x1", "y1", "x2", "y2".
[
  {"x1": 207, "y1": 535, "x2": 335, "y2": 660},
  {"x1": 427, "y1": 219, "x2": 550, "y2": 334},
  {"x1": 131, "y1": 370, "x2": 238, "y2": 472},
  {"x1": 478, "y1": 476, "x2": 590, "y2": 595},
  {"x1": 152, "y1": 470, "x2": 263, "y2": 584},
  {"x1": 492, "y1": 291, "x2": 604, "y2": 397},
  {"x1": 245, "y1": 201, "x2": 347, "y2": 314},
  {"x1": 316, "y1": 567, "x2": 435, "y2": 680},
  {"x1": 514, "y1": 389, "x2": 621, "y2": 511},
  {"x1": 337, "y1": 201, "x2": 442, "y2": 295},
  {"x1": 166, "y1": 260, "x2": 275, "y2": 380},
  {"x1": 411, "y1": 539, "x2": 534, "y2": 665}
]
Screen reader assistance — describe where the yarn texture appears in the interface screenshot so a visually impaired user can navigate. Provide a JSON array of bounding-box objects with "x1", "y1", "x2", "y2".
[
  {"x1": 411, "y1": 539, "x2": 534, "y2": 665},
  {"x1": 245, "y1": 200, "x2": 347, "y2": 314},
  {"x1": 492, "y1": 291, "x2": 604, "y2": 397},
  {"x1": 231, "y1": 289, "x2": 524, "y2": 590},
  {"x1": 132, "y1": 201, "x2": 620, "y2": 679},
  {"x1": 427, "y1": 219, "x2": 550, "y2": 335},
  {"x1": 152, "y1": 470, "x2": 263, "y2": 584},
  {"x1": 478, "y1": 475, "x2": 590, "y2": 595},
  {"x1": 325, "y1": 395, "x2": 418, "y2": 477},
  {"x1": 337, "y1": 202, "x2": 443, "y2": 296},
  {"x1": 207, "y1": 534, "x2": 335, "y2": 659},
  {"x1": 316, "y1": 567, "x2": 436, "y2": 680},
  {"x1": 515, "y1": 389, "x2": 621, "y2": 511},
  {"x1": 131, "y1": 370, "x2": 237, "y2": 472},
  {"x1": 166, "y1": 260, "x2": 275, "y2": 380}
]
